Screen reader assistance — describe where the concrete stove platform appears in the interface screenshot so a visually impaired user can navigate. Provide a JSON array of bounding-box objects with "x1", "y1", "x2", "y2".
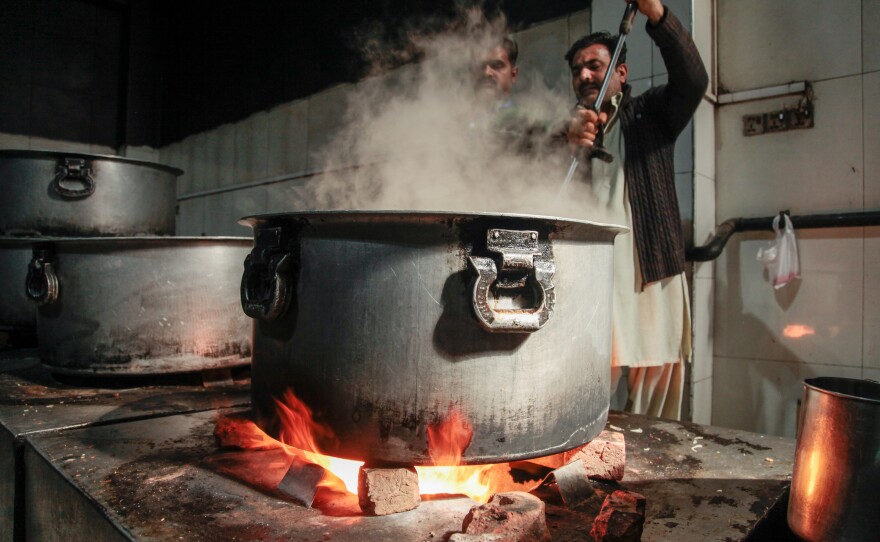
[
  {"x1": 0, "y1": 351, "x2": 250, "y2": 541},
  {"x1": 20, "y1": 406, "x2": 796, "y2": 541}
]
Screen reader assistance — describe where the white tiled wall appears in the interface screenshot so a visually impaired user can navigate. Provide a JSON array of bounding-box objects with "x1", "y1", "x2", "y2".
[
  {"x1": 866, "y1": 2, "x2": 880, "y2": 73},
  {"x1": 267, "y1": 100, "x2": 309, "y2": 178},
  {"x1": 864, "y1": 227, "x2": 880, "y2": 369},
  {"x1": 567, "y1": 10, "x2": 590, "y2": 46},
  {"x1": 305, "y1": 84, "x2": 356, "y2": 170},
  {"x1": 192, "y1": 124, "x2": 235, "y2": 193},
  {"x1": 718, "y1": 0, "x2": 862, "y2": 90},
  {"x1": 716, "y1": 76, "x2": 863, "y2": 218},
  {"x1": 0, "y1": 133, "x2": 31, "y2": 150},
  {"x1": 0, "y1": 132, "x2": 116, "y2": 156},
  {"x1": 514, "y1": 16, "x2": 571, "y2": 95},
  {"x1": 263, "y1": 174, "x2": 326, "y2": 214},
  {"x1": 203, "y1": 186, "x2": 265, "y2": 237},
  {"x1": 714, "y1": 231, "x2": 864, "y2": 367},
  {"x1": 691, "y1": 376, "x2": 712, "y2": 425},
  {"x1": 692, "y1": 0, "x2": 715, "y2": 96},
  {"x1": 713, "y1": 356, "x2": 863, "y2": 437},
  {"x1": 712, "y1": 0, "x2": 878, "y2": 437},
  {"x1": 176, "y1": 197, "x2": 206, "y2": 237},
  {"x1": 690, "y1": 0, "x2": 716, "y2": 423},
  {"x1": 865, "y1": 71, "x2": 880, "y2": 208},
  {"x1": 234, "y1": 111, "x2": 269, "y2": 184}
]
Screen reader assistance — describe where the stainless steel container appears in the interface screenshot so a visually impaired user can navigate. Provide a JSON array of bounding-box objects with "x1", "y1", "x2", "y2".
[
  {"x1": 0, "y1": 241, "x2": 34, "y2": 331},
  {"x1": 241, "y1": 211, "x2": 625, "y2": 465},
  {"x1": 27, "y1": 237, "x2": 253, "y2": 375},
  {"x1": 0, "y1": 150, "x2": 181, "y2": 237},
  {"x1": 787, "y1": 377, "x2": 880, "y2": 541}
]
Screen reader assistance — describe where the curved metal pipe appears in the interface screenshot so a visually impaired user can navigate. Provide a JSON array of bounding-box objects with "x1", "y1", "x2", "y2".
[{"x1": 686, "y1": 210, "x2": 880, "y2": 262}]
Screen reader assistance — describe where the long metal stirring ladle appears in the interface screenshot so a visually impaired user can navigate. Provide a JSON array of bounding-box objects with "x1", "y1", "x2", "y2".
[{"x1": 556, "y1": 1, "x2": 639, "y2": 202}]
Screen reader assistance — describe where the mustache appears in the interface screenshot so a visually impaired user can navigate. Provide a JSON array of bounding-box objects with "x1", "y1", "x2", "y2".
[{"x1": 578, "y1": 82, "x2": 600, "y2": 96}]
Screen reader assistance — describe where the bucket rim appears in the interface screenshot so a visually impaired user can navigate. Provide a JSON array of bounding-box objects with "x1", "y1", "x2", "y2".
[{"x1": 804, "y1": 376, "x2": 880, "y2": 404}]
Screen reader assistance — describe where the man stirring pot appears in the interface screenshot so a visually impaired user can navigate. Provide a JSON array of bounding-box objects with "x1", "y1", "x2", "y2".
[{"x1": 564, "y1": 0, "x2": 708, "y2": 419}]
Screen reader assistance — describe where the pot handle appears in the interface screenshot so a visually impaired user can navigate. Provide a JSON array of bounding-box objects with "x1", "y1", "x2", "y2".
[
  {"x1": 468, "y1": 229, "x2": 556, "y2": 333},
  {"x1": 52, "y1": 157, "x2": 96, "y2": 199},
  {"x1": 240, "y1": 250, "x2": 294, "y2": 321},
  {"x1": 26, "y1": 250, "x2": 59, "y2": 306}
]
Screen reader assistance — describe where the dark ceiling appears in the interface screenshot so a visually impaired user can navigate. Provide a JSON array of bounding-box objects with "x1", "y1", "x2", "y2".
[
  {"x1": 0, "y1": 0, "x2": 587, "y2": 148},
  {"x1": 157, "y1": 0, "x2": 587, "y2": 145}
]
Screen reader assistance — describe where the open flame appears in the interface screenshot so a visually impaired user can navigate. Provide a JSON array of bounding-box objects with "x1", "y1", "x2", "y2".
[
  {"x1": 416, "y1": 409, "x2": 497, "y2": 503},
  {"x1": 219, "y1": 390, "x2": 527, "y2": 503},
  {"x1": 272, "y1": 390, "x2": 363, "y2": 494}
]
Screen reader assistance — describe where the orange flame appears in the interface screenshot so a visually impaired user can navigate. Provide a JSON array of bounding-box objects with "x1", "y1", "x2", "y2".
[
  {"x1": 271, "y1": 390, "x2": 363, "y2": 494},
  {"x1": 416, "y1": 409, "x2": 496, "y2": 503},
  {"x1": 219, "y1": 391, "x2": 530, "y2": 504}
]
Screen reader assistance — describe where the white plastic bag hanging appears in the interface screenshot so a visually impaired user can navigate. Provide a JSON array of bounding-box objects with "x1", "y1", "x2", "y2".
[{"x1": 756, "y1": 213, "x2": 801, "y2": 289}]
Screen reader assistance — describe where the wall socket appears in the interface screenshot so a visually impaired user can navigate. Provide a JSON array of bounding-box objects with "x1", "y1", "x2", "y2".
[
  {"x1": 742, "y1": 103, "x2": 813, "y2": 136},
  {"x1": 743, "y1": 114, "x2": 765, "y2": 136},
  {"x1": 765, "y1": 110, "x2": 788, "y2": 132}
]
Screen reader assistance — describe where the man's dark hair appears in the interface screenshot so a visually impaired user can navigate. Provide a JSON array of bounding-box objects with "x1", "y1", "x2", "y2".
[
  {"x1": 501, "y1": 36, "x2": 518, "y2": 66},
  {"x1": 564, "y1": 32, "x2": 626, "y2": 68}
]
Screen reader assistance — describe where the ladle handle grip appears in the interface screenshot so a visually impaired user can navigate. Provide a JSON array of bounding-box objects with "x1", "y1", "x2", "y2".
[{"x1": 620, "y1": 1, "x2": 639, "y2": 35}]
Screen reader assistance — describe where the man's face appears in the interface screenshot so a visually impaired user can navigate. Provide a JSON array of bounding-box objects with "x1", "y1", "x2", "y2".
[
  {"x1": 569, "y1": 43, "x2": 628, "y2": 106},
  {"x1": 473, "y1": 46, "x2": 518, "y2": 98}
]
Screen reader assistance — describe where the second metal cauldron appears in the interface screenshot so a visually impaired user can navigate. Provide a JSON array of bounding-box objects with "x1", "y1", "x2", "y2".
[
  {"x1": 27, "y1": 237, "x2": 253, "y2": 376},
  {"x1": 241, "y1": 211, "x2": 625, "y2": 465},
  {"x1": 0, "y1": 150, "x2": 181, "y2": 237}
]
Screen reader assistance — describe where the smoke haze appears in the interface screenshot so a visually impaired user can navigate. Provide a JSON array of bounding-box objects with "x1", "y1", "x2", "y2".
[{"x1": 307, "y1": 6, "x2": 603, "y2": 221}]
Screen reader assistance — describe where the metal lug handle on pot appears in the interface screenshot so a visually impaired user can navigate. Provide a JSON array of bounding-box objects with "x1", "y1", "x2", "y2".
[
  {"x1": 52, "y1": 157, "x2": 96, "y2": 199},
  {"x1": 26, "y1": 251, "x2": 59, "y2": 306},
  {"x1": 240, "y1": 250, "x2": 294, "y2": 321},
  {"x1": 468, "y1": 229, "x2": 556, "y2": 333}
]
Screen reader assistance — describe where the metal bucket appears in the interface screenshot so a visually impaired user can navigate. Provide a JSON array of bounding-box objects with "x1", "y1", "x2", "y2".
[
  {"x1": 787, "y1": 377, "x2": 880, "y2": 541},
  {"x1": 26, "y1": 237, "x2": 253, "y2": 376},
  {"x1": 241, "y1": 211, "x2": 626, "y2": 465},
  {"x1": 0, "y1": 150, "x2": 181, "y2": 237}
]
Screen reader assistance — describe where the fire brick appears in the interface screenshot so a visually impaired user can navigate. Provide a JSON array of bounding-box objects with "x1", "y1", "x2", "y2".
[
  {"x1": 213, "y1": 415, "x2": 273, "y2": 450},
  {"x1": 357, "y1": 466, "x2": 421, "y2": 516},
  {"x1": 589, "y1": 489, "x2": 646, "y2": 542},
  {"x1": 460, "y1": 491, "x2": 551, "y2": 542},
  {"x1": 565, "y1": 430, "x2": 626, "y2": 481}
]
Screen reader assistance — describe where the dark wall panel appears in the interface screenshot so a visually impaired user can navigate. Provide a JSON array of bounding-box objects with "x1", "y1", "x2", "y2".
[{"x1": 0, "y1": 0, "x2": 126, "y2": 148}]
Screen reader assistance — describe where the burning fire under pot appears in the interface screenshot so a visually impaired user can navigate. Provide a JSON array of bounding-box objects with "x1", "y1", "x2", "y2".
[{"x1": 229, "y1": 210, "x2": 634, "y2": 520}]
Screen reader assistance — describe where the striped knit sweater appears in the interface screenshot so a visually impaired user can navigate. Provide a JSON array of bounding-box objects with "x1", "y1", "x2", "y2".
[{"x1": 618, "y1": 7, "x2": 709, "y2": 285}]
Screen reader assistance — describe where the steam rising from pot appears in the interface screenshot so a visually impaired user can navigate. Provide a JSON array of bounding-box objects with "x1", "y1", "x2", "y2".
[{"x1": 305, "y1": 7, "x2": 600, "y2": 220}]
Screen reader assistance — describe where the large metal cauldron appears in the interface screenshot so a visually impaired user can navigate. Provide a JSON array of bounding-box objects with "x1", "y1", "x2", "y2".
[
  {"x1": 787, "y1": 377, "x2": 880, "y2": 541},
  {"x1": 26, "y1": 237, "x2": 252, "y2": 376},
  {"x1": 241, "y1": 211, "x2": 625, "y2": 465},
  {"x1": 0, "y1": 241, "x2": 33, "y2": 331},
  {"x1": 0, "y1": 150, "x2": 181, "y2": 237}
]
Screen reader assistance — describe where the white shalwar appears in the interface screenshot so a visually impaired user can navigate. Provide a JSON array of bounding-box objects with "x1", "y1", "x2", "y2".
[{"x1": 566, "y1": 95, "x2": 692, "y2": 420}]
